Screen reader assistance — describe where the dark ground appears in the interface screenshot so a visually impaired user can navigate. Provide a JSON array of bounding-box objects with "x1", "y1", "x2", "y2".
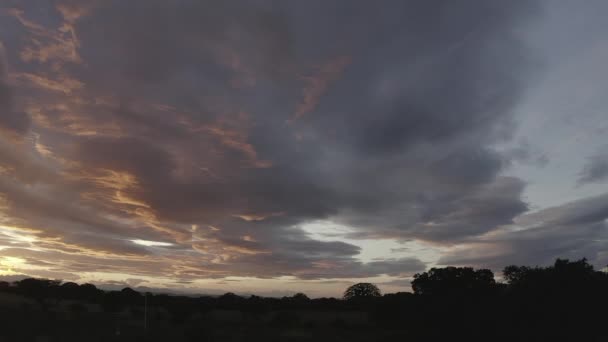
[{"x1": 0, "y1": 258, "x2": 606, "y2": 342}]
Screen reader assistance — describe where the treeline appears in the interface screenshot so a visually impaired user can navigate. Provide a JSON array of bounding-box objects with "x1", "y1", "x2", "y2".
[{"x1": 0, "y1": 258, "x2": 607, "y2": 341}]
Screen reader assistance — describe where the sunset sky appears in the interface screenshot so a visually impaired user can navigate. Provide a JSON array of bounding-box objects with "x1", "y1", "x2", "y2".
[{"x1": 0, "y1": 0, "x2": 607, "y2": 297}]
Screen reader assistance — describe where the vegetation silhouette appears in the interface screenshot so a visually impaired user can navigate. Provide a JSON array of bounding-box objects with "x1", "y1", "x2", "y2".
[
  {"x1": 343, "y1": 283, "x2": 381, "y2": 301},
  {"x1": 412, "y1": 266, "x2": 496, "y2": 296},
  {"x1": 0, "y1": 258, "x2": 606, "y2": 341}
]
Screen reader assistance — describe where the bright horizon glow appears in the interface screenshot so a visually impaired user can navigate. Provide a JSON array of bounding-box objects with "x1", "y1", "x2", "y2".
[{"x1": 0, "y1": 256, "x2": 26, "y2": 276}]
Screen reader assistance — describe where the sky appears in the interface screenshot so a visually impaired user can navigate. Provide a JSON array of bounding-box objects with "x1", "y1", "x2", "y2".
[{"x1": 0, "y1": 0, "x2": 607, "y2": 297}]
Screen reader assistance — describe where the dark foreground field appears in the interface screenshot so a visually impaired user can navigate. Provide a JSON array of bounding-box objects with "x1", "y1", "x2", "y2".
[{"x1": 1, "y1": 258, "x2": 607, "y2": 342}]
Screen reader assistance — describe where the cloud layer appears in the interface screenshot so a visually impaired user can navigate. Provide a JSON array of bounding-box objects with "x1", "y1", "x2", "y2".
[
  {"x1": 579, "y1": 148, "x2": 608, "y2": 185},
  {"x1": 0, "y1": 0, "x2": 606, "y2": 294}
]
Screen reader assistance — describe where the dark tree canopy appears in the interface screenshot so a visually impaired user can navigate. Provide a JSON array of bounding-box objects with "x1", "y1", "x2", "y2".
[
  {"x1": 15, "y1": 278, "x2": 61, "y2": 299},
  {"x1": 412, "y1": 267, "x2": 496, "y2": 296},
  {"x1": 219, "y1": 292, "x2": 241, "y2": 300},
  {"x1": 503, "y1": 258, "x2": 603, "y2": 294},
  {"x1": 343, "y1": 283, "x2": 381, "y2": 300},
  {"x1": 291, "y1": 292, "x2": 310, "y2": 302}
]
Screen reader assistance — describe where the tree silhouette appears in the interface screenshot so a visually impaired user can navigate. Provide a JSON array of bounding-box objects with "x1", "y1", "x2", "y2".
[
  {"x1": 15, "y1": 278, "x2": 61, "y2": 301},
  {"x1": 412, "y1": 267, "x2": 496, "y2": 296},
  {"x1": 292, "y1": 292, "x2": 309, "y2": 301},
  {"x1": 218, "y1": 292, "x2": 243, "y2": 308},
  {"x1": 343, "y1": 283, "x2": 381, "y2": 300},
  {"x1": 503, "y1": 258, "x2": 600, "y2": 294}
]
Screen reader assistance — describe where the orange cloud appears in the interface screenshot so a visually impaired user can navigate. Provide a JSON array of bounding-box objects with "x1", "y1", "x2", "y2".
[
  {"x1": 8, "y1": 8, "x2": 81, "y2": 65},
  {"x1": 197, "y1": 113, "x2": 272, "y2": 168},
  {"x1": 26, "y1": 97, "x2": 124, "y2": 137},
  {"x1": 233, "y1": 212, "x2": 285, "y2": 222},
  {"x1": 291, "y1": 56, "x2": 351, "y2": 122},
  {"x1": 12, "y1": 72, "x2": 84, "y2": 94},
  {"x1": 213, "y1": 45, "x2": 256, "y2": 88},
  {"x1": 55, "y1": 2, "x2": 92, "y2": 23}
]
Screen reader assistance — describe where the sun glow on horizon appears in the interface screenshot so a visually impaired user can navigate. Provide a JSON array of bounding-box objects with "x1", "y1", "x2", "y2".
[{"x1": 0, "y1": 256, "x2": 26, "y2": 276}]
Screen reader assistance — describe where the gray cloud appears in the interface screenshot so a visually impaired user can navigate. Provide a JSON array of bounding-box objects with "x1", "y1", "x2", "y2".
[
  {"x1": 0, "y1": 44, "x2": 30, "y2": 136},
  {"x1": 438, "y1": 193, "x2": 608, "y2": 270},
  {"x1": 579, "y1": 148, "x2": 608, "y2": 185},
  {"x1": 503, "y1": 140, "x2": 549, "y2": 167}
]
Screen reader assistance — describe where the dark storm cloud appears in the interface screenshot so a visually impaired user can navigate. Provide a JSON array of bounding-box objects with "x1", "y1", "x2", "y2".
[
  {"x1": 0, "y1": 46, "x2": 30, "y2": 136},
  {"x1": 0, "y1": 0, "x2": 547, "y2": 281},
  {"x1": 438, "y1": 193, "x2": 608, "y2": 270},
  {"x1": 578, "y1": 149, "x2": 608, "y2": 185},
  {"x1": 409, "y1": 177, "x2": 529, "y2": 241},
  {"x1": 287, "y1": 2, "x2": 536, "y2": 149}
]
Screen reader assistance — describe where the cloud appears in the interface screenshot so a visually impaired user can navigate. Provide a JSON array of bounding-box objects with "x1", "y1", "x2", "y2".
[
  {"x1": 291, "y1": 55, "x2": 351, "y2": 121},
  {"x1": 0, "y1": 43, "x2": 30, "y2": 136},
  {"x1": 438, "y1": 193, "x2": 608, "y2": 270},
  {"x1": 503, "y1": 140, "x2": 549, "y2": 167},
  {"x1": 0, "y1": 0, "x2": 546, "y2": 288},
  {"x1": 578, "y1": 148, "x2": 608, "y2": 184}
]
